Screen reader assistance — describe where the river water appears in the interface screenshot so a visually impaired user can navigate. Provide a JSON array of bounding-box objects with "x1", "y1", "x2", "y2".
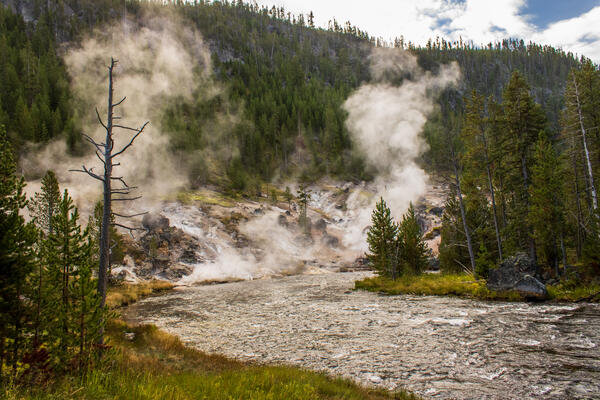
[{"x1": 124, "y1": 272, "x2": 600, "y2": 399}]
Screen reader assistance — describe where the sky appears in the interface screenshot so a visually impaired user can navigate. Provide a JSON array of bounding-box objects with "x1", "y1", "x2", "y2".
[{"x1": 252, "y1": 0, "x2": 600, "y2": 62}]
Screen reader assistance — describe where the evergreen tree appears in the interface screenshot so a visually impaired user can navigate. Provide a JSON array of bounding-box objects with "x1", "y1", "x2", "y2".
[
  {"x1": 366, "y1": 198, "x2": 398, "y2": 278},
  {"x1": 0, "y1": 125, "x2": 37, "y2": 378},
  {"x1": 461, "y1": 91, "x2": 503, "y2": 261},
  {"x1": 45, "y1": 189, "x2": 93, "y2": 370},
  {"x1": 28, "y1": 170, "x2": 61, "y2": 235},
  {"x1": 501, "y1": 71, "x2": 546, "y2": 262},
  {"x1": 529, "y1": 135, "x2": 566, "y2": 275},
  {"x1": 28, "y1": 170, "x2": 61, "y2": 347},
  {"x1": 397, "y1": 203, "x2": 428, "y2": 275},
  {"x1": 284, "y1": 186, "x2": 293, "y2": 210},
  {"x1": 69, "y1": 235, "x2": 105, "y2": 372},
  {"x1": 297, "y1": 183, "x2": 311, "y2": 234}
]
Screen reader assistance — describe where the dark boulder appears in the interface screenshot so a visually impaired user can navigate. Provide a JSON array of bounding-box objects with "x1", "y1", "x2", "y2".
[
  {"x1": 142, "y1": 213, "x2": 170, "y2": 231},
  {"x1": 278, "y1": 214, "x2": 288, "y2": 227},
  {"x1": 321, "y1": 233, "x2": 339, "y2": 248},
  {"x1": 428, "y1": 256, "x2": 440, "y2": 271},
  {"x1": 513, "y1": 275, "x2": 548, "y2": 299},
  {"x1": 430, "y1": 206, "x2": 444, "y2": 217},
  {"x1": 314, "y1": 218, "x2": 327, "y2": 232},
  {"x1": 487, "y1": 252, "x2": 547, "y2": 299}
]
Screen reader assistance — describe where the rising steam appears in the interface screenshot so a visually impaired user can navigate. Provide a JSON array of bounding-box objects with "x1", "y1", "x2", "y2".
[
  {"x1": 21, "y1": 12, "x2": 212, "y2": 213},
  {"x1": 342, "y1": 47, "x2": 460, "y2": 250}
]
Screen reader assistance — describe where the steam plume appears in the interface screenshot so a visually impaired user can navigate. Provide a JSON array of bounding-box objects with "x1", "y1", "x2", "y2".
[
  {"x1": 342, "y1": 47, "x2": 460, "y2": 250},
  {"x1": 21, "y1": 12, "x2": 212, "y2": 213}
]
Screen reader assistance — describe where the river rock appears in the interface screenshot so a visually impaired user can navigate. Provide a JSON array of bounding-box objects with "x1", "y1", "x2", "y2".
[
  {"x1": 487, "y1": 252, "x2": 547, "y2": 299},
  {"x1": 513, "y1": 275, "x2": 548, "y2": 299}
]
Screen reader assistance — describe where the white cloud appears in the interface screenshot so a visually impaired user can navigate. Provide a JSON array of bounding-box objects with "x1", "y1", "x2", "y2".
[
  {"x1": 532, "y1": 7, "x2": 600, "y2": 61},
  {"x1": 252, "y1": 0, "x2": 600, "y2": 62}
]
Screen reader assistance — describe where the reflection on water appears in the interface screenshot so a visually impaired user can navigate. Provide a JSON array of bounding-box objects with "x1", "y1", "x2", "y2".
[{"x1": 124, "y1": 272, "x2": 600, "y2": 399}]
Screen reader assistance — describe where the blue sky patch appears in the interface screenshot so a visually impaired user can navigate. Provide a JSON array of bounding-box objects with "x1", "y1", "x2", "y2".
[{"x1": 521, "y1": 0, "x2": 599, "y2": 29}]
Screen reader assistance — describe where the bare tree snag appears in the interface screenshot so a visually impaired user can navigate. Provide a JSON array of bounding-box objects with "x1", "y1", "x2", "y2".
[
  {"x1": 71, "y1": 58, "x2": 148, "y2": 345},
  {"x1": 572, "y1": 75, "x2": 598, "y2": 211},
  {"x1": 451, "y1": 152, "x2": 476, "y2": 275}
]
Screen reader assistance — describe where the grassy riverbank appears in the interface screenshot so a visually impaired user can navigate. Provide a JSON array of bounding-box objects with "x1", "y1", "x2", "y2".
[
  {"x1": 106, "y1": 280, "x2": 175, "y2": 308},
  {"x1": 355, "y1": 274, "x2": 600, "y2": 302},
  {"x1": 4, "y1": 319, "x2": 419, "y2": 400}
]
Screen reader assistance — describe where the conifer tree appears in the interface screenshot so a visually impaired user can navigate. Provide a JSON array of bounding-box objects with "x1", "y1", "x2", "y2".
[
  {"x1": 28, "y1": 170, "x2": 61, "y2": 346},
  {"x1": 366, "y1": 198, "x2": 398, "y2": 278},
  {"x1": 28, "y1": 170, "x2": 61, "y2": 235},
  {"x1": 69, "y1": 235, "x2": 104, "y2": 371},
  {"x1": 528, "y1": 135, "x2": 566, "y2": 275},
  {"x1": 297, "y1": 183, "x2": 311, "y2": 234},
  {"x1": 0, "y1": 125, "x2": 37, "y2": 378},
  {"x1": 398, "y1": 202, "x2": 428, "y2": 275},
  {"x1": 45, "y1": 189, "x2": 95, "y2": 369},
  {"x1": 461, "y1": 91, "x2": 503, "y2": 261},
  {"x1": 501, "y1": 71, "x2": 546, "y2": 262},
  {"x1": 284, "y1": 186, "x2": 293, "y2": 210}
]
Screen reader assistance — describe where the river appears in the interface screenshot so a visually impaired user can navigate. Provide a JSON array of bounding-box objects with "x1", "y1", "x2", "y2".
[{"x1": 124, "y1": 271, "x2": 600, "y2": 399}]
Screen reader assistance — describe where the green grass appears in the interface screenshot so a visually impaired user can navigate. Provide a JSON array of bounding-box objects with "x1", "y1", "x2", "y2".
[
  {"x1": 3, "y1": 320, "x2": 419, "y2": 400},
  {"x1": 547, "y1": 282, "x2": 600, "y2": 302},
  {"x1": 355, "y1": 274, "x2": 600, "y2": 302},
  {"x1": 355, "y1": 274, "x2": 525, "y2": 301},
  {"x1": 106, "y1": 280, "x2": 174, "y2": 309}
]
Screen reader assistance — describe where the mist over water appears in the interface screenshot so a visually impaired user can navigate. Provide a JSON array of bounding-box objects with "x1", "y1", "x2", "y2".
[{"x1": 342, "y1": 47, "x2": 460, "y2": 251}]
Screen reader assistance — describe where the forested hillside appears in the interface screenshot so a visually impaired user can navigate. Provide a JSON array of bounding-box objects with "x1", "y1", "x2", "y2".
[
  {"x1": 0, "y1": 0, "x2": 587, "y2": 184},
  {"x1": 2, "y1": 0, "x2": 600, "y2": 273}
]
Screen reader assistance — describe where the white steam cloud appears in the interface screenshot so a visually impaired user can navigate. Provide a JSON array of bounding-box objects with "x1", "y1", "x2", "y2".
[
  {"x1": 342, "y1": 47, "x2": 460, "y2": 250},
  {"x1": 21, "y1": 13, "x2": 212, "y2": 214}
]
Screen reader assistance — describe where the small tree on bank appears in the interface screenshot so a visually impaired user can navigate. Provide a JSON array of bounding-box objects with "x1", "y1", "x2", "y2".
[
  {"x1": 366, "y1": 198, "x2": 398, "y2": 278},
  {"x1": 398, "y1": 202, "x2": 429, "y2": 275},
  {"x1": 366, "y1": 199, "x2": 429, "y2": 279}
]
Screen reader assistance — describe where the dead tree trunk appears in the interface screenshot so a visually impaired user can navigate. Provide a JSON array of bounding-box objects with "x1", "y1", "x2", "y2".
[
  {"x1": 573, "y1": 75, "x2": 598, "y2": 211},
  {"x1": 451, "y1": 148, "x2": 476, "y2": 274},
  {"x1": 72, "y1": 58, "x2": 148, "y2": 345},
  {"x1": 479, "y1": 126, "x2": 503, "y2": 261}
]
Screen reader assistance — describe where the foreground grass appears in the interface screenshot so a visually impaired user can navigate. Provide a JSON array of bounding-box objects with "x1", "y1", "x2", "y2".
[
  {"x1": 106, "y1": 280, "x2": 174, "y2": 308},
  {"x1": 4, "y1": 320, "x2": 418, "y2": 400},
  {"x1": 355, "y1": 274, "x2": 600, "y2": 302}
]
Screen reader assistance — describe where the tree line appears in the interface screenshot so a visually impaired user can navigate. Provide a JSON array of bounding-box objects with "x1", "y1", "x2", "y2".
[{"x1": 1, "y1": 1, "x2": 587, "y2": 189}]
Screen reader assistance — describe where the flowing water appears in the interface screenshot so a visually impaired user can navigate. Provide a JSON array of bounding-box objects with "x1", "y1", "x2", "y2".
[{"x1": 124, "y1": 272, "x2": 600, "y2": 399}]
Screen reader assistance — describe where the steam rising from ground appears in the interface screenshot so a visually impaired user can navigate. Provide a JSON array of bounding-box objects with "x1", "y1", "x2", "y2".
[
  {"x1": 21, "y1": 13, "x2": 212, "y2": 213},
  {"x1": 177, "y1": 209, "x2": 319, "y2": 284},
  {"x1": 21, "y1": 21, "x2": 459, "y2": 283},
  {"x1": 343, "y1": 48, "x2": 460, "y2": 250}
]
